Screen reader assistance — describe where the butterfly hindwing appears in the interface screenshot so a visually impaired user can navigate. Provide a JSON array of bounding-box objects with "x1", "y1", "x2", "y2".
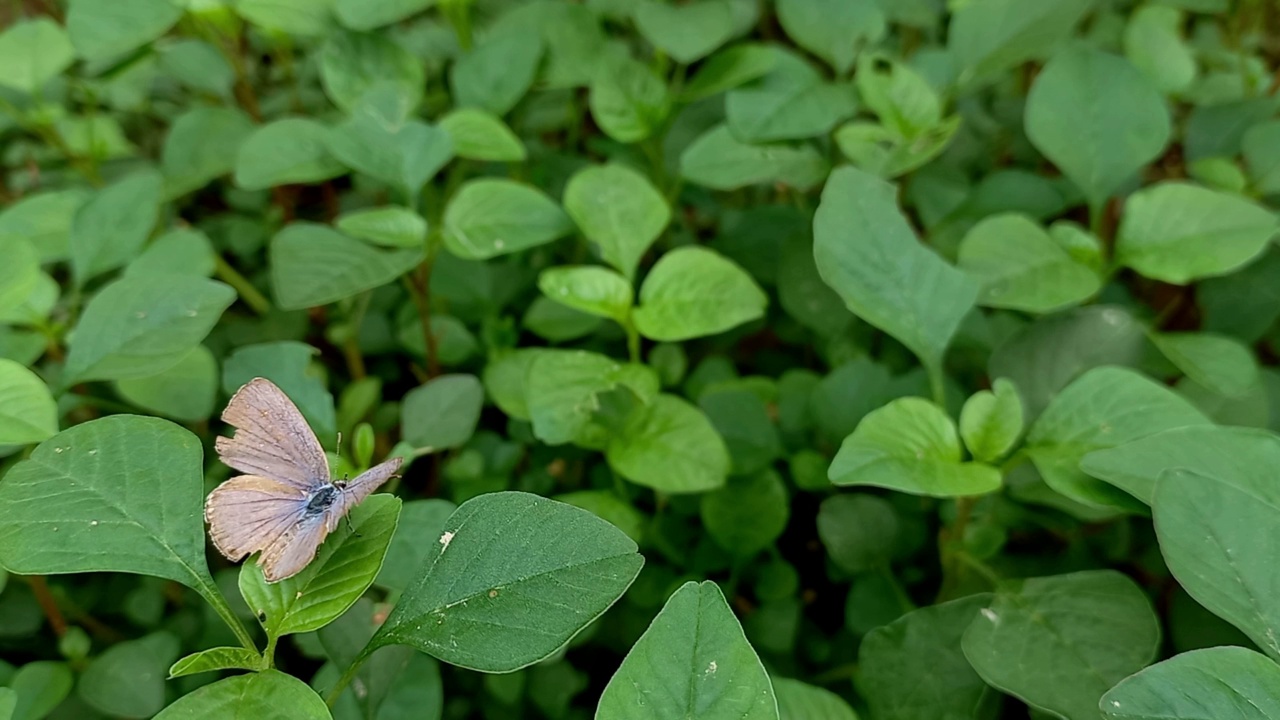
[
  {"x1": 215, "y1": 377, "x2": 330, "y2": 492},
  {"x1": 204, "y1": 475, "x2": 308, "y2": 562}
]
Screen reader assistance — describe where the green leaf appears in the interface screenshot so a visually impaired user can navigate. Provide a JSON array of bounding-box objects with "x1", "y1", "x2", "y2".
[
  {"x1": 335, "y1": 206, "x2": 427, "y2": 249},
  {"x1": 67, "y1": 0, "x2": 183, "y2": 63},
  {"x1": 589, "y1": 53, "x2": 670, "y2": 144},
  {"x1": 153, "y1": 670, "x2": 330, "y2": 719},
  {"x1": 439, "y1": 108, "x2": 527, "y2": 162},
  {"x1": 1154, "y1": 467, "x2": 1280, "y2": 661},
  {"x1": 0, "y1": 19, "x2": 74, "y2": 95},
  {"x1": 320, "y1": 30, "x2": 423, "y2": 113},
  {"x1": 222, "y1": 341, "x2": 337, "y2": 443},
  {"x1": 1025, "y1": 366, "x2": 1212, "y2": 510},
  {"x1": 1024, "y1": 46, "x2": 1170, "y2": 207},
  {"x1": 858, "y1": 594, "x2": 998, "y2": 720},
  {"x1": 726, "y1": 48, "x2": 858, "y2": 143},
  {"x1": 562, "y1": 164, "x2": 671, "y2": 280},
  {"x1": 1150, "y1": 332, "x2": 1258, "y2": 398},
  {"x1": 554, "y1": 490, "x2": 646, "y2": 544},
  {"x1": 1101, "y1": 646, "x2": 1280, "y2": 720},
  {"x1": 0, "y1": 359, "x2": 56, "y2": 446},
  {"x1": 78, "y1": 632, "x2": 180, "y2": 718},
  {"x1": 69, "y1": 170, "x2": 163, "y2": 285},
  {"x1": 773, "y1": 677, "x2": 859, "y2": 720},
  {"x1": 701, "y1": 471, "x2": 789, "y2": 557},
  {"x1": 124, "y1": 228, "x2": 216, "y2": 279},
  {"x1": 234, "y1": 118, "x2": 346, "y2": 190},
  {"x1": 681, "y1": 43, "x2": 777, "y2": 102},
  {"x1": 701, "y1": 389, "x2": 783, "y2": 475},
  {"x1": 449, "y1": 31, "x2": 542, "y2": 117},
  {"x1": 607, "y1": 394, "x2": 730, "y2": 493},
  {"x1": 814, "y1": 166, "x2": 977, "y2": 372},
  {"x1": 525, "y1": 349, "x2": 659, "y2": 446},
  {"x1": 161, "y1": 107, "x2": 256, "y2": 197},
  {"x1": 0, "y1": 688, "x2": 14, "y2": 720},
  {"x1": 157, "y1": 39, "x2": 234, "y2": 98},
  {"x1": 9, "y1": 662, "x2": 72, "y2": 720},
  {"x1": 680, "y1": 124, "x2": 829, "y2": 191},
  {"x1": 0, "y1": 236, "x2": 39, "y2": 322},
  {"x1": 957, "y1": 213, "x2": 1101, "y2": 313},
  {"x1": 959, "y1": 378, "x2": 1023, "y2": 464},
  {"x1": 114, "y1": 345, "x2": 217, "y2": 422},
  {"x1": 633, "y1": 0, "x2": 736, "y2": 64},
  {"x1": 855, "y1": 53, "x2": 942, "y2": 140},
  {"x1": 829, "y1": 397, "x2": 1001, "y2": 497},
  {"x1": 524, "y1": 298, "x2": 604, "y2": 343},
  {"x1": 777, "y1": 0, "x2": 884, "y2": 75},
  {"x1": 401, "y1": 374, "x2": 484, "y2": 450},
  {"x1": 369, "y1": 492, "x2": 643, "y2": 672},
  {"x1": 63, "y1": 275, "x2": 235, "y2": 384},
  {"x1": 1243, "y1": 120, "x2": 1280, "y2": 196},
  {"x1": 374, "y1": 499, "x2": 456, "y2": 593},
  {"x1": 633, "y1": 247, "x2": 767, "y2": 341},
  {"x1": 817, "y1": 494, "x2": 898, "y2": 573},
  {"x1": 1114, "y1": 182, "x2": 1279, "y2": 284},
  {"x1": 1123, "y1": 5, "x2": 1198, "y2": 94},
  {"x1": 961, "y1": 570, "x2": 1161, "y2": 720},
  {"x1": 949, "y1": 0, "x2": 1095, "y2": 86},
  {"x1": 443, "y1": 180, "x2": 573, "y2": 260},
  {"x1": 270, "y1": 222, "x2": 423, "y2": 310},
  {"x1": 168, "y1": 647, "x2": 264, "y2": 678},
  {"x1": 239, "y1": 494, "x2": 400, "y2": 638},
  {"x1": 0, "y1": 416, "x2": 217, "y2": 593},
  {"x1": 538, "y1": 266, "x2": 633, "y2": 323},
  {"x1": 0, "y1": 189, "x2": 88, "y2": 264},
  {"x1": 596, "y1": 580, "x2": 778, "y2": 720},
  {"x1": 334, "y1": 0, "x2": 433, "y2": 30},
  {"x1": 326, "y1": 111, "x2": 454, "y2": 198}
]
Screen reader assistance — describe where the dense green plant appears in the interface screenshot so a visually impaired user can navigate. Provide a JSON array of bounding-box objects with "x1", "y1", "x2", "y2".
[{"x1": 0, "y1": 0, "x2": 1277, "y2": 718}]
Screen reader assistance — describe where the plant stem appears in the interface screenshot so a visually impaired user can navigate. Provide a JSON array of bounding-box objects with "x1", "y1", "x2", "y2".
[
  {"x1": 324, "y1": 654, "x2": 369, "y2": 708},
  {"x1": 623, "y1": 318, "x2": 641, "y2": 363},
  {"x1": 202, "y1": 583, "x2": 259, "y2": 654},
  {"x1": 405, "y1": 256, "x2": 440, "y2": 377},
  {"x1": 342, "y1": 292, "x2": 371, "y2": 380},
  {"x1": 263, "y1": 633, "x2": 278, "y2": 668},
  {"x1": 27, "y1": 576, "x2": 68, "y2": 637},
  {"x1": 926, "y1": 362, "x2": 946, "y2": 407},
  {"x1": 213, "y1": 255, "x2": 271, "y2": 315}
]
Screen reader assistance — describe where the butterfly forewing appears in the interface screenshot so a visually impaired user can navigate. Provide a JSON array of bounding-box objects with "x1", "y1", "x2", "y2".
[{"x1": 215, "y1": 377, "x2": 330, "y2": 491}]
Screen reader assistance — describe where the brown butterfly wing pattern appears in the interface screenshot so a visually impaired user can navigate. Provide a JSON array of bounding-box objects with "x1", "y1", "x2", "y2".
[
  {"x1": 214, "y1": 377, "x2": 330, "y2": 492},
  {"x1": 204, "y1": 474, "x2": 308, "y2": 562}
]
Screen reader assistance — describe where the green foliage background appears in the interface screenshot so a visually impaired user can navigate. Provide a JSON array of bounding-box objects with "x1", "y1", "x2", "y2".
[{"x1": 0, "y1": 0, "x2": 1277, "y2": 718}]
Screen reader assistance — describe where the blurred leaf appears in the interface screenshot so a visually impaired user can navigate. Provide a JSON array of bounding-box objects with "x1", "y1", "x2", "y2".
[
  {"x1": 538, "y1": 266, "x2": 633, "y2": 323},
  {"x1": 526, "y1": 349, "x2": 658, "y2": 445},
  {"x1": 773, "y1": 677, "x2": 858, "y2": 720},
  {"x1": 777, "y1": 0, "x2": 884, "y2": 75},
  {"x1": 270, "y1": 223, "x2": 423, "y2": 310},
  {"x1": 79, "y1": 632, "x2": 181, "y2": 718},
  {"x1": 949, "y1": 0, "x2": 1095, "y2": 86},
  {"x1": 0, "y1": 189, "x2": 88, "y2": 264},
  {"x1": 401, "y1": 374, "x2": 484, "y2": 450},
  {"x1": 161, "y1": 108, "x2": 256, "y2": 197},
  {"x1": 957, "y1": 213, "x2": 1100, "y2": 313},
  {"x1": 9, "y1": 662, "x2": 72, "y2": 720},
  {"x1": 633, "y1": 0, "x2": 736, "y2": 64},
  {"x1": 1243, "y1": 120, "x2": 1280, "y2": 195},
  {"x1": 554, "y1": 490, "x2": 646, "y2": 544},
  {"x1": 125, "y1": 228, "x2": 217, "y2": 279},
  {"x1": 326, "y1": 112, "x2": 454, "y2": 198},
  {"x1": 153, "y1": 670, "x2": 330, "y2": 719},
  {"x1": 701, "y1": 471, "x2": 789, "y2": 557},
  {"x1": 222, "y1": 341, "x2": 337, "y2": 443},
  {"x1": 69, "y1": 170, "x2": 163, "y2": 285},
  {"x1": 680, "y1": 124, "x2": 829, "y2": 191},
  {"x1": 1101, "y1": 646, "x2": 1280, "y2": 720},
  {"x1": 959, "y1": 378, "x2": 1023, "y2": 464},
  {"x1": 335, "y1": 206, "x2": 427, "y2": 249},
  {"x1": 589, "y1": 53, "x2": 670, "y2": 144},
  {"x1": 1123, "y1": 5, "x2": 1197, "y2": 93},
  {"x1": 608, "y1": 394, "x2": 730, "y2": 493},
  {"x1": 726, "y1": 48, "x2": 857, "y2": 143},
  {"x1": 442, "y1": 180, "x2": 572, "y2": 260},
  {"x1": 700, "y1": 389, "x2": 782, "y2": 475},
  {"x1": 449, "y1": 32, "x2": 542, "y2": 117},
  {"x1": 374, "y1": 499, "x2": 456, "y2": 594},
  {"x1": 562, "y1": 164, "x2": 671, "y2": 280},
  {"x1": 334, "y1": 0, "x2": 434, "y2": 30},
  {"x1": 633, "y1": 247, "x2": 767, "y2": 341},
  {"x1": 235, "y1": 119, "x2": 346, "y2": 190},
  {"x1": 0, "y1": 359, "x2": 56, "y2": 446},
  {"x1": 1150, "y1": 332, "x2": 1258, "y2": 397},
  {"x1": 0, "y1": 19, "x2": 74, "y2": 95},
  {"x1": 681, "y1": 43, "x2": 777, "y2": 101},
  {"x1": 67, "y1": 0, "x2": 183, "y2": 63},
  {"x1": 320, "y1": 30, "x2": 424, "y2": 113},
  {"x1": 817, "y1": 494, "x2": 898, "y2": 573},
  {"x1": 114, "y1": 344, "x2": 218, "y2": 422},
  {"x1": 439, "y1": 108, "x2": 527, "y2": 162}
]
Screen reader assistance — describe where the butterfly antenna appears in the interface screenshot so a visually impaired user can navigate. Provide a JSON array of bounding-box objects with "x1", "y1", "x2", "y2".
[{"x1": 344, "y1": 513, "x2": 361, "y2": 539}]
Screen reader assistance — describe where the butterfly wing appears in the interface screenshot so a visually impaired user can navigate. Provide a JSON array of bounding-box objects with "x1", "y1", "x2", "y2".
[
  {"x1": 215, "y1": 377, "x2": 329, "y2": 492},
  {"x1": 259, "y1": 516, "x2": 331, "y2": 582},
  {"x1": 204, "y1": 475, "x2": 308, "y2": 562},
  {"x1": 326, "y1": 456, "x2": 404, "y2": 532}
]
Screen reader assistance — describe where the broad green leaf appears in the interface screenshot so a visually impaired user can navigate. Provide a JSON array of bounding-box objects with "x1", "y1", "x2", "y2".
[
  {"x1": 1154, "y1": 468, "x2": 1280, "y2": 661},
  {"x1": 0, "y1": 236, "x2": 39, "y2": 322},
  {"x1": 562, "y1": 164, "x2": 671, "y2": 280},
  {"x1": 855, "y1": 53, "x2": 941, "y2": 140},
  {"x1": 1101, "y1": 646, "x2": 1280, "y2": 720},
  {"x1": 335, "y1": 206, "x2": 427, "y2": 249},
  {"x1": 680, "y1": 124, "x2": 829, "y2": 191},
  {"x1": 270, "y1": 222, "x2": 423, "y2": 310},
  {"x1": 959, "y1": 378, "x2": 1023, "y2": 463},
  {"x1": 1114, "y1": 182, "x2": 1279, "y2": 284},
  {"x1": 240, "y1": 494, "x2": 400, "y2": 638},
  {"x1": 817, "y1": 494, "x2": 898, "y2": 573},
  {"x1": 538, "y1": 266, "x2": 633, "y2": 323},
  {"x1": 1123, "y1": 5, "x2": 1197, "y2": 94},
  {"x1": 961, "y1": 570, "x2": 1161, "y2": 720},
  {"x1": 554, "y1": 490, "x2": 646, "y2": 544},
  {"x1": 681, "y1": 43, "x2": 777, "y2": 102},
  {"x1": 834, "y1": 119, "x2": 962, "y2": 180},
  {"x1": 114, "y1": 345, "x2": 217, "y2": 422},
  {"x1": 1081, "y1": 425, "x2": 1280, "y2": 505},
  {"x1": 326, "y1": 112, "x2": 454, "y2": 198},
  {"x1": 222, "y1": 341, "x2": 337, "y2": 443},
  {"x1": 0, "y1": 19, "x2": 74, "y2": 95},
  {"x1": 374, "y1": 499, "x2": 456, "y2": 593},
  {"x1": 0, "y1": 416, "x2": 217, "y2": 593},
  {"x1": 858, "y1": 594, "x2": 998, "y2": 720},
  {"x1": 9, "y1": 662, "x2": 72, "y2": 720},
  {"x1": 814, "y1": 166, "x2": 978, "y2": 372},
  {"x1": 334, "y1": 0, "x2": 433, "y2": 30},
  {"x1": 63, "y1": 275, "x2": 235, "y2": 384},
  {"x1": 596, "y1": 581, "x2": 778, "y2": 720},
  {"x1": 633, "y1": 247, "x2": 767, "y2": 341},
  {"x1": 124, "y1": 228, "x2": 216, "y2": 279},
  {"x1": 443, "y1": 179, "x2": 572, "y2": 260},
  {"x1": 829, "y1": 397, "x2": 1001, "y2": 497},
  {"x1": 1025, "y1": 366, "x2": 1212, "y2": 510},
  {"x1": 69, "y1": 170, "x2": 163, "y2": 285},
  {"x1": 949, "y1": 0, "x2": 1095, "y2": 86},
  {"x1": 78, "y1": 632, "x2": 180, "y2": 718},
  {"x1": 773, "y1": 677, "x2": 859, "y2": 720},
  {"x1": 449, "y1": 32, "x2": 542, "y2": 116},
  {"x1": 369, "y1": 492, "x2": 643, "y2": 672},
  {"x1": 0, "y1": 688, "x2": 13, "y2": 720},
  {"x1": 234, "y1": 118, "x2": 346, "y2": 190},
  {"x1": 957, "y1": 213, "x2": 1100, "y2": 313},
  {"x1": 157, "y1": 39, "x2": 234, "y2": 98},
  {"x1": 0, "y1": 360, "x2": 57, "y2": 445},
  {"x1": 701, "y1": 470, "x2": 788, "y2": 557},
  {"x1": 777, "y1": 235, "x2": 850, "y2": 336},
  {"x1": 320, "y1": 30, "x2": 423, "y2": 113},
  {"x1": 525, "y1": 297, "x2": 604, "y2": 343},
  {"x1": 67, "y1": 0, "x2": 183, "y2": 63},
  {"x1": 1024, "y1": 46, "x2": 1170, "y2": 207},
  {"x1": 1150, "y1": 332, "x2": 1258, "y2": 397},
  {"x1": 168, "y1": 647, "x2": 263, "y2": 678},
  {"x1": 726, "y1": 48, "x2": 857, "y2": 143},
  {"x1": 700, "y1": 389, "x2": 782, "y2": 475},
  {"x1": 777, "y1": 0, "x2": 884, "y2": 75},
  {"x1": 495, "y1": 1, "x2": 606, "y2": 89},
  {"x1": 56, "y1": 115, "x2": 135, "y2": 161},
  {"x1": 438, "y1": 109, "x2": 526, "y2": 162},
  {"x1": 607, "y1": 394, "x2": 730, "y2": 493},
  {"x1": 633, "y1": 0, "x2": 735, "y2": 64},
  {"x1": 1243, "y1": 120, "x2": 1280, "y2": 196},
  {"x1": 0, "y1": 189, "x2": 88, "y2": 264},
  {"x1": 589, "y1": 53, "x2": 670, "y2": 144},
  {"x1": 161, "y1": 107, "x2": 256, "y2": 197},
  {"x1": 401, "y1": 374, "x2": 484, "y2": 450},
  {"x1": 525, "y1": 349, "x2": 659, "y2": 445},
  {"x1": 153, "y1": 670, "x2": 329, "y2": 719}
]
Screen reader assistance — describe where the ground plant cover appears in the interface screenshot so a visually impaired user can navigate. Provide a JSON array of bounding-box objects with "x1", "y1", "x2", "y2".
[{"x1": 0, "y1": 0, "x2": 1277, "y2": 718}]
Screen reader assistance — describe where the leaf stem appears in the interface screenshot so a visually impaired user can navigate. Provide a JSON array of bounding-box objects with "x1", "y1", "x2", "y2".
[
  {"x1": 203, "y1": 584, "x2": 259, "y2": 654},
  {"x1": 926, "y1": 362, "x2": 946, "y2": 407},
  {"x1": 623, "y1": 318, "x2": 641, "y2": 363},
  {"x1": 324, "y1": 653, "x2": 369, "y2": 708},
  {"x1": 27, "y1": 576, "x2": 68, "y2": 637},
  {"x1": 405, "y1": 255, "x2": 440, "y2": 377},
  {"x1": 213, "y1": 255, "x2": 271, "y2": 316},
  {"x1": 263, "y1": 633, "x2": 278, "y2": 668},
  {"x1": 342, "y1": 292, "x2": 371, "y2": 380}
]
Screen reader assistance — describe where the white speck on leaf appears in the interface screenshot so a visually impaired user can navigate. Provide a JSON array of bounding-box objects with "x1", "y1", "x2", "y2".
[
  {"x1": 494, "y1": 239, "x2": 505, "y2": 250},
  {"x1": 1111, "y1": 701, "x2": 1121, "y2": 708},
  {"x1": 981, "y1": 608, "x2": 999, "y2": 624},
  {"x1": 135, "y1": 311, "x2": 146, "y2": 319},
  {"x1": 706, "y1": 661, "x2": 717, "y2": 674},
  {"x1": 90, "y1": 521, "x2": 98, "y2": 527},
  {"x1": 439, "y1": 531, "x2": 454, "y2": 550},
  {"x1": 88, "y1": 449, "x2": 97, "y2": 455}
]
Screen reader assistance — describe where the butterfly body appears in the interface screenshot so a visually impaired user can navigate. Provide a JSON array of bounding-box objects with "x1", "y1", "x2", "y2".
[{"x1": 204, "y1": 378, "x2": 401, "y2": 582}]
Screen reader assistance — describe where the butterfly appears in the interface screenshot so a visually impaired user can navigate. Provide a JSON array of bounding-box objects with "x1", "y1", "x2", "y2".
[{"x1": 204, "y1": 377, "x2": 402, "y2": 583}]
